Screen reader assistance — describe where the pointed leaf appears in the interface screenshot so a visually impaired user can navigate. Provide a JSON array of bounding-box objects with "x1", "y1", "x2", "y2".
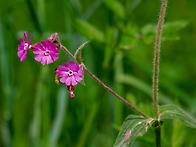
[
  {"x1": 74, "y1": 41, "x2": 90, "y2": 63},
  {"x1": 114, "y1": 115, "x2": 154, "y2": 147},
  {"x1": 159, "y1": 104, "x2": 196, "y2": 128},
  {"x1": 141, "y1": 20, "x2": 189, "y2": 44}
]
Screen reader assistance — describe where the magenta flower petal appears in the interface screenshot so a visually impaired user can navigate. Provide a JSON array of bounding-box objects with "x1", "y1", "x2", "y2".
[
  {"x1": 65, "y1": 76, "x2": 77, "y2": 86},
  {"x1": 18, "y1": 44, "x2": 23, "y2": 50},
  {"x1": 20, "y1": 53, "x2": 27, "y2": 61},
  {"x1": 41, "y1": 56, "x2": 47, "y2": 65},
  {"x1": 41, "y1": 40, "x2": 48, "y2": 47},
  {"x1": 56, "y1": 61, "x2": 84, "y2": 86},
  {"x1": 50, "y1": 53, "x2": 58, "y2": 61},
  {"x1": 58, "y1": 65, "x2": 66, "y2": 71},
  {"x1": 17, "y1": 31, "x2": 32, "y2": 61},
  {"x1": 51, "y1": 44, "x2": 58, "y2": 53},
  {"x1": 72, "y1": 64, "x2": 79, "y2": 72},
  {"x1": 51, "y1": 55, "x2": 58, "y2": 61},
  {"x1": 69, "y1": 61, "x2": 75, "y2": 68},
  {"x1": 24, "y1": 31, "x2": 28, "y2": 40},
  {"x1": 74, "y1": 73, "x2": 83, "y2": 82},
  {"x1": 60, "y1": 74, "x2": 69, "y2": 83},
  {"x1": 65, "y1": 77, "x2": 71, "y2": 86},
  {"x1": 62, "y1": 62, "x2": 69, "y2": 67},
  {"x1": 57, "y1": 65, "x2": 69, "y2": 71},
  {"x1": 35, "y1": 43, "x2": 45, "y2": 51},
  {"x1": 34, "y1": 54, "x2": 43, "y2": 62},
  {"x1": 28, "y1": 35, "x2": 32, "y2": 44},
  {"x1": 17, "y1": 50, "x2": 27, "y2": 61},
  {"x1": 70, "y1": 76, "x2": 77, "y2": 86},
  {"x1": 78, "y1": 69, "x2": 84, "y2": 76},
  {"x1": 33, "y1": 49, "x2": 44, "y2": 54},
  {"x1": 17, "y1": 50, "x2": 25, "y2": 58},
  {"x1": 33, "y1": 40, "x2": 59, "y2": 65},
  {"x1": 18, "y1": 38, "x2": 25, "y2": 43},
  {"x1": 46, "y1": 56, "x2": 53, "y2": 64},
  {"x1": 58, "y1": 71, "x2": 68, "y2": 77}
]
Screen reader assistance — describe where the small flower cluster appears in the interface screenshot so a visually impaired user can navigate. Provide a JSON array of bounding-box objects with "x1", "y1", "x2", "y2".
[
  {"x1": 18, "y1": 31, "x2": 59, "y2": 65},
  {"x1": 18, "y1": 31, "x2": 84, "y2": 98}
]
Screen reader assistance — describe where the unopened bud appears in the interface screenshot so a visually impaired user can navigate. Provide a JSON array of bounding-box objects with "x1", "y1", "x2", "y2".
[
  {"x1": 29, "y1": 44, "x2": 37, "y2": 50},
  {"x1": 55, "y1": 69, "x2": 59, "y2": 85},
  {"x1": 49, "y1": 33, "x2": 58, "y2": 42},
  {"x1": 67, "y1": 84, "x2": 75, "y2": 99},
  {"x1": 70, "y1": 91, "x2": 75, "y2": 99}
]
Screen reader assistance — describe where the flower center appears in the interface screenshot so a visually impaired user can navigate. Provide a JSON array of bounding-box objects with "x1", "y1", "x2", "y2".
[
  {"x1": 24, "y1": 43, "x2": 29, "y2": 50},
  {"x1": 68, "y1": 70, "x2": 73, "y2": 76},
  {"x1": 45, "y1": 50, "x2": 50, "y2": 55}
]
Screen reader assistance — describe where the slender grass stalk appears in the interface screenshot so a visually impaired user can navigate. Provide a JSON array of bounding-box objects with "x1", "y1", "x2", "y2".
[
  {"x1": 153, "y1": 0, "x2": 168, "y2": 146},
  {"x1": 77, "y1": 103, "x2": 99, "y2": 147},
  {"x1": 49, "y1": 87, "x2": 67, "y2": 147}
]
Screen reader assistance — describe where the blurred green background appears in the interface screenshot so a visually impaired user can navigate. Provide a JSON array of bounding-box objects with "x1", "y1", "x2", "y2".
[{"x1": 1, "y1": 0, "x2": 196, "y2": 146}]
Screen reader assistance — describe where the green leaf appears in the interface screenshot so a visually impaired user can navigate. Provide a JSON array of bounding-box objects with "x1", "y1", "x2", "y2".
[
  {"x1": 159, "y1": 104, "x2": 196, "y2": 128},
  {"x1": 114, "y1": 115, "x2": 154, "y2": 147},
  {"x1": 103, "y1": 0, "x2": 125, "y2": 20},
  {"x1": 162, "y1": 20, "x2": 189, "y2": 40},
  {"x1": 141, "y1": 20, "x2": 189, "y2": 44},
  {"x1": 119, "y1": 23, "x2": 140, "y2": 50},
  {"x1": 75, "y1": 19, "x2": 104, "y2": 42},
  {"x1": 74, "y1": 41, "x2": 90, "y2": 63},
  {"x1": 171, "y1": 119, "x2": 186, "y2": 147}
]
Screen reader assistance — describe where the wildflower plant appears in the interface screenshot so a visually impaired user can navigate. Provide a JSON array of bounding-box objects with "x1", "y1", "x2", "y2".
[{"x1": 17, "y1": 0, "x2": 196, "y2": 146}]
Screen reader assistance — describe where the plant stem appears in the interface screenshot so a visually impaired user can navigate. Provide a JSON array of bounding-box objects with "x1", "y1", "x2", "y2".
[
  {"x1": 155, "y1": 126, "x2": 161, "y2": 147},
  {"x1": 82, "y1": 64, "x2": 148, "y2": 119},
  {"x1": 60, "y1": 45, "x2": 76, "y2": 60},
  {"x1": 153, "y1": 0, "x2": 167, "y2": 146},
  {"x1": 152, "y1": 0, "x2": 167, "y2": 119},
  {"x1": 60, "y1": 43, "x2": 149, "y2": 119}
]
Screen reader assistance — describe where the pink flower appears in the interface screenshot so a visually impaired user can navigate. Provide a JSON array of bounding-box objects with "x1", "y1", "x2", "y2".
[
  {"x1": 33, "y1": 40, "x2": 59, "y2": 65},
  {"x1": 56, "y1": 61, "x2": 84, "y2": 86},
  {"x1": 17, "y1": 31, "x2": 32, "y2": 61},
  {"x1": 55, "y1": 61, "x2": 84, "y2": 98}
]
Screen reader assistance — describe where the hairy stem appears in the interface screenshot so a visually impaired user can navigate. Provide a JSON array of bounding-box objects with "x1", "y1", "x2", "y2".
[
  {"x1": 82, "y1": 64, "x2": 148, "y2": 118},
  {"x1": 60, "y1": 42, "x2": 148, "y2": 119},
  {"x1": 153, "y1": 0, "x2": 167, "y2": 146},
  {"x1": 152, "y1": 0, "x2": 167, "y2": 119}
]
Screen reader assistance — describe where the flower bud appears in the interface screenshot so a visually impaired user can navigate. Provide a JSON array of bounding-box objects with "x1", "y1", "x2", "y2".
[
  {"x1": 55, "y1": 70, "x2": 59, "y2": 85},
  {"x1": 29, "y1": 44, "x2": 37, "y2": 50},
  {"x1": 67, "y1": 84, "x2": 75, "y2": 99},
  {"x1": 48, "y1": 33, "x2": 58, "y2": 42}
]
